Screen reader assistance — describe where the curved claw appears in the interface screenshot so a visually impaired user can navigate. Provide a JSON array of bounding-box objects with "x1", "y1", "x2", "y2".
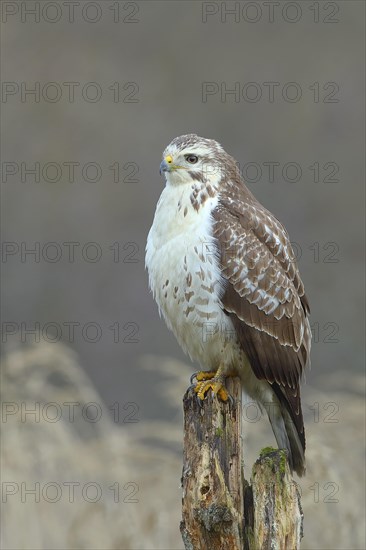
[
  {"x1": 190, "y1": 371, "x2": 198, "y2": 385},
  {"x1": 194, "y1": 377, "x2": 229, "y2": 402},
  {"x1": 187, "y1": 383, "x2": 204, "y2": 407},
  {"x1": 194, "y1": 391, "x2": 204, "y2": 408},
  {"x1": 189, "y1": 369, "x2": 235, "y2": 405}
]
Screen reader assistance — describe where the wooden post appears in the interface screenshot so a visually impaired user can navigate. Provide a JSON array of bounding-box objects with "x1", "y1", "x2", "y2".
[
  {"x1": 180, "y1": 379, "x2": 303, "y2": 550},
  {"x1": 180, "y1": 377, "x2": 244, "y2": 550},
  {"x1": 250, "y1": 448, "x2": 303, "y2": 549}
]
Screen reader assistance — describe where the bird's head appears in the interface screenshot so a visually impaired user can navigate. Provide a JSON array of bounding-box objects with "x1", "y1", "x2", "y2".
[{"x1": 160, "y1": 134, "x2": 238, "y2": 187}]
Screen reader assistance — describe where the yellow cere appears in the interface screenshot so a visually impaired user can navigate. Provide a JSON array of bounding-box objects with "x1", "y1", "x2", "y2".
[{"x1": 165, "y1": 155, "x2": 173, "y2": 164}]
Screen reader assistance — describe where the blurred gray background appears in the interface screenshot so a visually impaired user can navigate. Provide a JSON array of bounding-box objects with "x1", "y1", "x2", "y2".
[{"x1": 1, "y1": 1, "x2": 365, "y2": 549}]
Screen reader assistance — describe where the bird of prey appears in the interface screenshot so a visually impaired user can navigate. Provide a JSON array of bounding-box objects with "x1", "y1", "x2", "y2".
[{"x1": 146, "y1": 134, "x2": 311, "y2": 476}]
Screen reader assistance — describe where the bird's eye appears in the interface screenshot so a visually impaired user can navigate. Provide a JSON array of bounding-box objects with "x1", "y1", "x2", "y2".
[{"x1": 185, "y1": 154, "x2": 198, "y2": 164}]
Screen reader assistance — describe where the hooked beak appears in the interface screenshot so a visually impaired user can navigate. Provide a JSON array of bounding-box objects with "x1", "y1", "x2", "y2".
[
  {"x1": 159, "y1": 154, "x2": 183, "y2": 176},
  {"x1": 159, "y1": 159, "x2": 170, "y2": 175}
]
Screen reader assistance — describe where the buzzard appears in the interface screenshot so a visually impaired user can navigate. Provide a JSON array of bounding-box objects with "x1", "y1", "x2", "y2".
[{"x1": 146, "y1": 134, "x2": 311, "y2": 476}]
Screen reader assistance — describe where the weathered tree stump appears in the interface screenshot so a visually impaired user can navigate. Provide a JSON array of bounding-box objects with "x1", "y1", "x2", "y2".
[
  {"x1": 180, "y1": 378, "x2": 244, "y2": 550},
  {"x1": 180, "y1": 378, "x2": 303, "y2": 550},
  {"x1": 250, "y1": 448, "x2": 303, "y2": 549}
]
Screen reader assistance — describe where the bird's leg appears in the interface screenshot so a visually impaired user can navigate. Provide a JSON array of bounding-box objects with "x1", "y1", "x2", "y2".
[{"x1": 194, "y1": 364, "x2": 232, "y2": 402}]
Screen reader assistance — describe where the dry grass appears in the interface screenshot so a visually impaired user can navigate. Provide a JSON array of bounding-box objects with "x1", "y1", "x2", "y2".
[{"x1": 1, "y1": 344, "x2": 365, "y2": 549}]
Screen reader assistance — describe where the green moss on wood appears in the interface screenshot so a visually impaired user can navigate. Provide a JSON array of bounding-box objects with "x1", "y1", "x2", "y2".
[
  {"x1": 215, "y1": 427, "x2": 224, "y2": 438},
  {"x1": 259, "y1": 446, "x2": 277, "y2": 457}
]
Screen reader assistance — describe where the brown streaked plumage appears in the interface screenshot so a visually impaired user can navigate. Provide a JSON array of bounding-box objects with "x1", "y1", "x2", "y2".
[
  {"x1": 212, "y1": 183, "x2": 311, "y2": 459},
  {"x1": 146, "y1": 134, "x2": 311, "y2": 475}
]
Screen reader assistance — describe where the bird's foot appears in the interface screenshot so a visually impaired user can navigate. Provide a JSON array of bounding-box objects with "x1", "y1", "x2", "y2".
[
  {"x1": 190, "y1": 370, "x2": 216, "y2": 384},
  {"x1": 194, "y1": 374, "x2": 229, "y2": 402}
]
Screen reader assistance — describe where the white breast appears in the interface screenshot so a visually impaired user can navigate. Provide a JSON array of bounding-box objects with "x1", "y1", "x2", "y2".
[{"x1": 146, "y1": 182, "x2": 237, "y2": 369}]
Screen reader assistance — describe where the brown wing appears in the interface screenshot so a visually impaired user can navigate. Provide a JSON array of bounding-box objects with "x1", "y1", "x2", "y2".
[{"x1": 212, "y1": 182, "x2": 311, "y2": 444}]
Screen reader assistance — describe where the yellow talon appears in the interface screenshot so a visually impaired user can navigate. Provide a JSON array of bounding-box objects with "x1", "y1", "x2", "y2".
[
  {"x1": 194, "y1": 379, "x2": 229, "y2": 402},
  {"x1": 195, "y1": 370, "x2": 216, "y2": 382}
]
